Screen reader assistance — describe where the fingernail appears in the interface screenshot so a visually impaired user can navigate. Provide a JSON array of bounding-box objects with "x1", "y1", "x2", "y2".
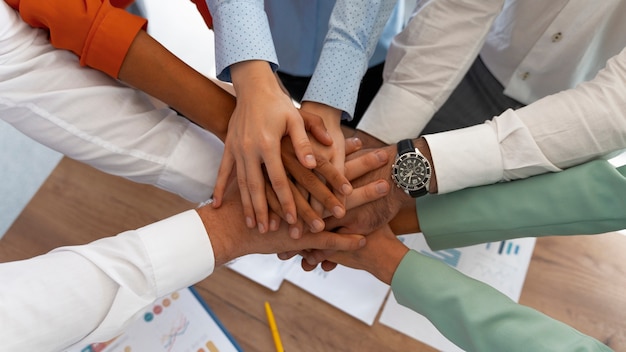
[
  {"x1": 290, "y1": 227, "x2": 300, "y2": 239},
  {"x1": 305, "y1": 154, "x2": 316, "y2": 167},
  {"x1": 376, "y1": 180, "x2": 390, "y2": 194},
  {"x1": 351, "y1": 137, "x2": 362, "y2": 148},
  {"x1": 376, "y1": 150, "x2": 388, "y2": 163},
  {"x1": 333, "y1": 206, "x2": 345, "y2": 218},
  {"x1": 286, "y1": 213, "x2": 296, "y2": 225},
  {"x1": 270, "y1": 219, "x2": 278, "y2": 231},
  {"x1": 246, "y1": 217, "x2": 254, "y2": 228},
  {"x1": 258, "y1": 222, "x2": 266, "y2": 233},
  {"x1": 359, "y1": 238, "x2": 366, "y2": 247},
  {"x1": 312, "y1": 219, "x2": 324, "y2": 232},
  {"x1": 341, "y1": 183, "x2": 353, "y2": 195},
  {"x1": 306, "y1": 256, "x2": 316, "y2": 266}
]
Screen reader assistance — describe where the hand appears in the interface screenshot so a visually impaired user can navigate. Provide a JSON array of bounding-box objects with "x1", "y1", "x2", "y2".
[
  {"x1": 198, "y1": 181, "x2": 367, "y2": 268},
  {"x1": 267, "y1": 139, "x2": 391, "y2": 238},
  {"x1": 300, "y1": 101, "x2": 346, "y2": 215},
  {"x1": 323, "y1": 225, "x2": 409, "y2": 285},
  {"x1": 324, "y1": 143, "x2": 414, "y2": 234},
  {"x1": 212, "y1": 60, "x2": 317, "y2": 233},
  {"x1": 273, "y1": 111, "x2": 354, "y2": 234}
]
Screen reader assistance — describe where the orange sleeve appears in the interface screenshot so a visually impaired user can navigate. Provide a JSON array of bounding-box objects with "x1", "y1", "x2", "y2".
[
  {"x1": 190, "y1": 0, "x2": 213, "y2": 29},
  {"x1": 8, "y1": 0, "x2": 147, "y2": 78}
]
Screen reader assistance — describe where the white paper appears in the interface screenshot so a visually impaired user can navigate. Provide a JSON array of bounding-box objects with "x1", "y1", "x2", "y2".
[
  {"x1": 284, "y1": 263, "x2": 390, "y2": 325},
  {"x1": 226, "y1": 254, "x2": 296, "y2": 291},
  {"x1": 379, "y1": 233, "x2": 536, "y2": 351},
  {"x1": 226, "y1": 253, "x2": 390, "y2": 325}
]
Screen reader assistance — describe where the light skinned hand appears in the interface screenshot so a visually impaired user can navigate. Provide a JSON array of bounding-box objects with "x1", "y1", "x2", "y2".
[
  {"x1": 300, "y1": 101, "x2": 346, "y2": 216},
  {"x1": 212, "y1": 60, "x2": 317, "y2": 234}
]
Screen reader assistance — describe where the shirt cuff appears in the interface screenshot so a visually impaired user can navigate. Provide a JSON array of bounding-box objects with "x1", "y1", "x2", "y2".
[
  {"x1": 81, "y1": 4, "x2": 147, "y2": 78},
  {"x1": 423, "y1": 123, "x2": 503, "y2": 193},
  {"x1": 137, "y1": 210, "x2": 215, "y2": 298},
  {"x1": 210, "y1": 0, "x2": 278, "y2": 82},
  {"x1": 357, "y1": 83, "x2": 436, "y2": 143}
]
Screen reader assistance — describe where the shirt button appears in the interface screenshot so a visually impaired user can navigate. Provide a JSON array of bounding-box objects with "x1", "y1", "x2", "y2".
[
  {"x1": 551, "y1": 32, "x2": 563, "y2": 42},
  {"x1": 520, "y1": 71, "x2": 530, "y2": 80}
]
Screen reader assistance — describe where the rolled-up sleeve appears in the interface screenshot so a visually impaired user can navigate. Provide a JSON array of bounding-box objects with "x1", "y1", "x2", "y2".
[{"x1": 8, "y1": 0, "x2": 146, "y2": 78}]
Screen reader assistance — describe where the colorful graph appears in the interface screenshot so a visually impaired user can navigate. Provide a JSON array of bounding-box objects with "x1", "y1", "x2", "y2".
[
  {"x1": 419, "y1": 248, "x2": 462, "y2": 267},
  {"x1": 486, "y1": 240, "x2": 520, "y2": 255}
]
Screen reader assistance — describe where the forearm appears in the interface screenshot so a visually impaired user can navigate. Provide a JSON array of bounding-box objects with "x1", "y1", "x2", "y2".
[
  {"x1": 303, "y1": 0, "x2": 396, "y2": 119},
  {"x1": 392, "y1": 251, "x2": 611, "y2": 352},
  {"x1": 426, "y1": 47, "x2": 626, "y2": 194},
  {"x1": 357, "y1": 0, "x2": 503, "y2": 143},
  {"x1": 418, "y1": 161, "x2": 626, "y2": 251},
  {"x1": 119, "y1": 30, "x2": 234, "y2": 141},
  {"x1": 1, "y1": 210, "x2": 214, "y2": 351}
]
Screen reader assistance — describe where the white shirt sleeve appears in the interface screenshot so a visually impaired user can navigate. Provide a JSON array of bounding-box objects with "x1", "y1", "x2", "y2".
[
  {"x1": 427, "y1": 47, "x2": 626, "y2": 193},
  {"x1": 357, "y1": 0, "x2": 504, "y2": 143},
  {"x1": 1, "y1": 210, "x2": 215, "y2": 352}
]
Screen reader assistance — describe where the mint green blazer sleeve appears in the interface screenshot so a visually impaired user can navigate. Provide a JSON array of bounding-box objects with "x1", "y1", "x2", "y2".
[
  {"x1": 391, "y1": 250, "x2": 613, "y2": 352},
  {"x1": 417, "y1": 160, "x2": 626, "y2": 250}
]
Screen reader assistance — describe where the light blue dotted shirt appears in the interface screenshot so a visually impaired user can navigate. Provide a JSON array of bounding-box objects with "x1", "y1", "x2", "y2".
[{"x1": 206, "y1": 0, "x2": 400, "y2": 120}]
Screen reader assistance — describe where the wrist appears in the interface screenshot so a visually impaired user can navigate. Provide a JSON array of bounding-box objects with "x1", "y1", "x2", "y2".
[
  {"x1": 413, "y1": 137, "x2": 438, "y2": 194},
  {"x1": 231, "y1": 60, "x2": 279, "y2": 95}
]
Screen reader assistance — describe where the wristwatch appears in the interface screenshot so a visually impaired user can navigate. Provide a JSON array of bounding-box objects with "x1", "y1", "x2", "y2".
[{"x1": 391, "y1": 139, "x2": 431, "y2": 197}]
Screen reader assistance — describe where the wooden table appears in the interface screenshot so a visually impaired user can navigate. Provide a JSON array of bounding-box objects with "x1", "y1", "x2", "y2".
[{"x1": 1, "y1": 157, "x2": 625, "y2": 351}]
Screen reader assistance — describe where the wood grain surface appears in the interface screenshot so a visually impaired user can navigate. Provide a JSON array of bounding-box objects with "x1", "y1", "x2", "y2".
[{"x1": 1, "y1": 157, "x2": 624, "y2": 351}]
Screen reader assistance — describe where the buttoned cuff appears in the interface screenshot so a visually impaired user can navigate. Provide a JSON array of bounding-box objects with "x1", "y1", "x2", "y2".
[
  {"x1": 357, "y1": 83, "x2": 436, "y2": 143},
  {"x1": 137, "y1": 210, "x2": 215, "y2": 298},
  {"x1": 423, "y1": 123, "x2": 503, "y2": 193}
]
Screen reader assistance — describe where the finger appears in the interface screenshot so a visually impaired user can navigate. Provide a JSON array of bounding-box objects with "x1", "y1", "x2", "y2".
[
  {"x1": 277, "y1": 251, "x2": 299, "y2": 260},
  {"x1": 314, "y1": 156, "x2": 352, "y2": 196},
  {"x1": 212, "y1": 151, "x2": 236, "y2": 208},
  {"x1": 345, "y1": 180, "x2": 390, "y2": 211},
  {"x1": 264, "y1": 153, "x2": 297, "y2": 226},
  {"x1": 285, "y1": 157, "x2": 346, "y2": 220},
  {"x1": 289, "y1": 182, "x2": 324, "y2": 234},
  {"x1": 301, "y1": 110, "x2": 333, "y2": 146},
  {"x1": 300, "y1": 258, "x2": 318, "y2": 272},
  {"x1": 236, "y1": 158, "x2": 256, "y2": 229},
  {"x1": 268, "y1": 210, "x2": 281, "y2": 232},
  {"x1": 287, "y1": 118, "x2": 317, "y2": 169},
  {"x1": 298, "y1": 231, "x2": 365, "y2": 252},
  {"x1": 344, "y1": 149, "x2": 388, "y2": 181},
  {"x1": 344, "y1": 137, "x2": 363, "y2": 156},
  {"x1": 321, "y1": 260, "x2": 339, "y2": 272}
]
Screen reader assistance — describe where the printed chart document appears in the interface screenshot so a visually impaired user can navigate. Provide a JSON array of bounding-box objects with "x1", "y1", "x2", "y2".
[
  {"x1": 227, "y1": 253, "x2": 390, "y2": 325},
  {"x1": 65, "y1": 287, "x2": 242, "y2": 352},
  {"x1": 379, "y1": 233, "x2": 536, "y2": 352}
]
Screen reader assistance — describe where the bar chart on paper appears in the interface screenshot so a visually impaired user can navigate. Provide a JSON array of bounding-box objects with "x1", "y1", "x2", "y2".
[{"x1": 380, "y1": 234, "x2": 536, "y2": 352}]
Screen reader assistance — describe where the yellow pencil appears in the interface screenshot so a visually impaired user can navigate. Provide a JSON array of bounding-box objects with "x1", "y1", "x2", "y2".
[{"x1": 264, "y1": 301, "x2": 285, "y2": 352}]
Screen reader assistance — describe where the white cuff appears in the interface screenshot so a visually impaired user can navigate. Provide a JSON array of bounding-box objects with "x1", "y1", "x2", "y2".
[
  {"x1": 424, "y1": 124, "x2": 503, "y2": 193},
  {"x1": 138, "y1": 210, "x2": 215, "y2": 297}
]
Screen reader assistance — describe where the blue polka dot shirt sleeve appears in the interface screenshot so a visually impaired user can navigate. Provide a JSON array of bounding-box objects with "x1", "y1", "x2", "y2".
[
  {"x1": 303, "y1": 0, "x2": 397, "y2": 120},
  {"x1": 206, "y1": 0, "x2": 278, "y2": 82}
]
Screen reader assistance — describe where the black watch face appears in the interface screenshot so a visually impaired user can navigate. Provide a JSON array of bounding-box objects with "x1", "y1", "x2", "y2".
[{"x1": 393, "y1": 152, "x2": 431, "y2": 191}]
